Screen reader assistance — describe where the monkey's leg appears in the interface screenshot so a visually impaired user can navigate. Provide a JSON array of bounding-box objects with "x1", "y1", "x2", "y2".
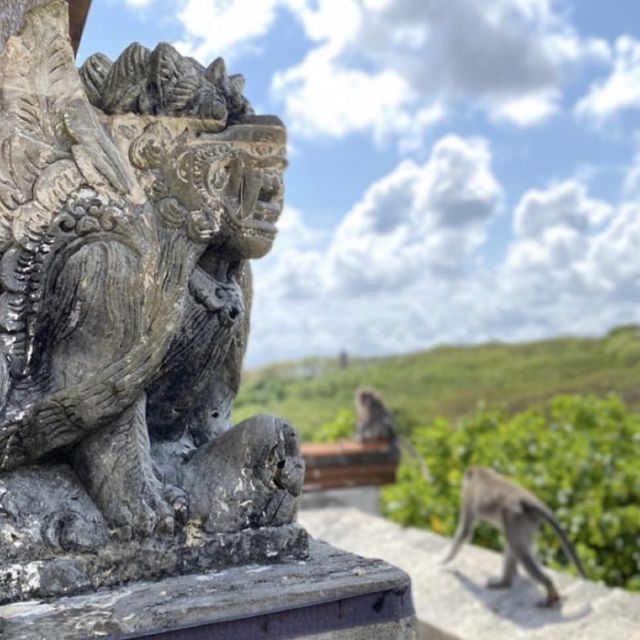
[
  {"x1": 505, "y1": 513, "x2": 560, "y2": 607},
  {"x1": 487, "y1": 546, "x2": 517, "y2": 588},
  {"x1": 73, "y1": 394, "x2": 175, "y2": 540}
]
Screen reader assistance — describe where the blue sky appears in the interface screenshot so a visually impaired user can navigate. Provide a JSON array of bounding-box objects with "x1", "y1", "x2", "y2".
[{"x1": 79, "y1": 1, "x2": 640, "y2": 367}]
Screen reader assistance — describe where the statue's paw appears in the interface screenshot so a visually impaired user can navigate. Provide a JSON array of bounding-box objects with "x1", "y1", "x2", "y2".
[
  {"x1": 164, "y1": 484, "x2": 189, "y2": 525},
  {"x1": 139, "y1": 482, "x2": 176, "y2": 536},
  {"x1": 272, "y1": 421, "x2": 305, "y2": 498},
  {"x1": 181, "y1": 415, "x2": 305, "y2": 531},
  {"x1": 108, "y1": 482, "x2": 176, "y2": 540}
]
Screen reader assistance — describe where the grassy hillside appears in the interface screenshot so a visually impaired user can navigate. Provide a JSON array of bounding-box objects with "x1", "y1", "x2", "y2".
[{"x1": 234, "y1": 325, "x2": 640, "y2": 441}]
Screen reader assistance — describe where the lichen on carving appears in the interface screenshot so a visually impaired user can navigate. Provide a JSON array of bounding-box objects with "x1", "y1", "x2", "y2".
[{"x1": 0, "y1": 0, "x2": 305, "y2": 601}]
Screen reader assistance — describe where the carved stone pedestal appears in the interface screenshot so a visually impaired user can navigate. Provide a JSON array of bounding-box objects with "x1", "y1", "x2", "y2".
[{"x1": 0, "y1": 540, "x2": 417, "y2": 640}]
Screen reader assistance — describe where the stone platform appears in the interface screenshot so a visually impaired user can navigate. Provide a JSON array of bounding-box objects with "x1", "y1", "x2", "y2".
[
  {"x1": 300, "y1": 508, "x2": 640, "y2": 640},
  {"x1": 0, "y1": 540, "x2": 417, "y2": 640}
]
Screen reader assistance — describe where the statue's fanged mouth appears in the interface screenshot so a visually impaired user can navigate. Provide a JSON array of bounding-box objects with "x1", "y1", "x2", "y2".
[
  {"x1": 239, "y1": 168, "x2": 284, "y2": 230},
  {"x1": 221, "y1": 154, "x2": 286, "y2": 240}
]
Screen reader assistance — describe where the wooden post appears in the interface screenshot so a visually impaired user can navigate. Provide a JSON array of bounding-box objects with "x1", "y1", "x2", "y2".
[{"x1": 68, "y1": 0, "x2": 91, "y2": 55}]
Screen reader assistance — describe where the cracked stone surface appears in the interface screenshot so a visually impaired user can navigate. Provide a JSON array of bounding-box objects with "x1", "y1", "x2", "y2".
[{"x1": 0, "y1": 540, "x2": 416, "y2": 640}]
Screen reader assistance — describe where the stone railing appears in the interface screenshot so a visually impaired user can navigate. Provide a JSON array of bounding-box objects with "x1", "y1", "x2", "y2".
[{"x1": 299, "y1": 508, "x2": 640, "y2": 640}]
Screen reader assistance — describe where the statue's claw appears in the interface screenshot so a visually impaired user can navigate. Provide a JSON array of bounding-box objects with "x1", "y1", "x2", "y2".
[
  {"x1": 107, "y1": 482, "x2": 175, "y2": 539},
  {"x1": 0, "y1": 421, "x2": 26, "y2": 472},
  {"x1": 273, "y1": 422, "x2": 305, "y2": 497},
  {"x1": 164, "y1": 484, "x2": 189, "y2": 525}
]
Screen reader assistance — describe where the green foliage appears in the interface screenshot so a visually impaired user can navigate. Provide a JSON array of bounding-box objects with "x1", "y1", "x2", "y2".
[
  {"x1": 235, "y1": 327, "x2": 640, "y2": 442},
  {"x1": 235, "y1": 329, "x2": 640, "y2": 591},
  {"x1": 310, "y1": 409, "x2": 356, "y2": 442},
  {"x1": 380, "y1": 394, "x2": 640, "y2": 591}
]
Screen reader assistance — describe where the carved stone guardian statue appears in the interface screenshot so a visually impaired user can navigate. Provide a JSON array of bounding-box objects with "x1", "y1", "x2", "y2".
[{"x1": 0, "y1": 0, "x2": 305, "y2": 603}]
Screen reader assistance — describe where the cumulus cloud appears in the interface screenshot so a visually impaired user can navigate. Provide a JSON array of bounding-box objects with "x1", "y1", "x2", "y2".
[
  {"x1": 122, "y1": 0, "x2": 156, "y2": 7},
  {"x1": 130, "y1": 0, "x2": 607, "y2": 143},
  {"x1": 499, "y1": 180, "x2": 614, "y2": 315},
  {"x1": 330, "y1": 135, "x2": 503, "y2": 290},
  {"x1": 271, "y1": 0, "x2": 608, "y2": 141},
  {"x1": 624, "y1": 150, "x2": 640, "y2": 199},
  {"x1": 246, "y1": 147, "x2": 640, "y2": 367},
  {"x1": 172, "y1": 0, "x2": 295, "y2": 62},
  {"x1": 576, "y1": 36, "x2": 640, "y2": 120},
  {"x1": 513, "y1": 179, "x2": 612, "y2": 238},
  {"x1": 247, "y1": 133, "x2": 504, "y2": 364}
]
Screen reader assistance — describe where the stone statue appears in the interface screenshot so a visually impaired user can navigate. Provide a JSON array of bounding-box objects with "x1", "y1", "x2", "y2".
[{"x1": 0, "y1": 0, "x2": 305, "y2": 602}]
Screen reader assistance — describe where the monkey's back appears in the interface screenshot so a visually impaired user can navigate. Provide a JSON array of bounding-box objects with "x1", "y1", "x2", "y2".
[{"x1": 464, "y1": 466, "x2": 549, "y2": 527}]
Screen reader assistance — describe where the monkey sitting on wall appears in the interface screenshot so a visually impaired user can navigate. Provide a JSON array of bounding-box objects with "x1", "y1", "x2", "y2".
[
  {"x1": 354, "y1": 388, "x2": 431, "y2": 479},
  {"x1": 355, "y1": 387, "x2": 397, "y2": 443},
  {"x1": 443, "y1": 465, "x2": 586, "y2": 607}
]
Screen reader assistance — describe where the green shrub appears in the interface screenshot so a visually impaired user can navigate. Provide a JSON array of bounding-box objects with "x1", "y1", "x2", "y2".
[
  {"x1": 310, "y1": 409, "x2": 357, "y2": 442},
  {"x1": 380, "y1": 394, "x2": 640, "y2": 591}
]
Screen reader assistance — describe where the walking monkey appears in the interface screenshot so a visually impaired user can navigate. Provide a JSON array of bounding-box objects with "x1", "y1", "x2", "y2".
[{"x1": 443, "y1": 466, "x2": 586, "y2": 607}]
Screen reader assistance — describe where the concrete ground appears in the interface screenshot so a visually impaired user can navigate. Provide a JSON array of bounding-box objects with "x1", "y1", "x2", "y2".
[{"x1": 299, "y1": 508, "x2": 640, "y2": 640}]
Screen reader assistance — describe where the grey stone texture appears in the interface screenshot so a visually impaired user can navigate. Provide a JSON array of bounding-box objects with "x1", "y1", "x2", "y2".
[
  {"x1": 299, "y1": 508, "x2": 640, "y2": 640},
  {"x1": 0, "y1": 540, "x2": 417, "y2": 640},
  {"x1": 0, "y1": 0, "x2": 45, "y2": 52},
  {"x1": 0, "y1": 0, "x2": 306, "y2": 601}
]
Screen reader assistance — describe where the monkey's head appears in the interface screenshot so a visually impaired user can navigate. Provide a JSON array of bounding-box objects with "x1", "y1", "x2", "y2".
[{"x1": 355, "y1": 387, "x2": 377, "y2": 417}]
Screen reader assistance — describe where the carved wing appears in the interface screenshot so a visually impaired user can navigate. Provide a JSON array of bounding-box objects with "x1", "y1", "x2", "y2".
[
  {"x1": 0, "y1": 0, "x2": 134, "y2": 245},
  {"x1": 0, "y1": 1, "x2": 136, "y2": 411}
]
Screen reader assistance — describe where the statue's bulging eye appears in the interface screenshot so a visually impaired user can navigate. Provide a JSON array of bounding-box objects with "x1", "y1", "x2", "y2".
[
  {"x1": 207, "y1": 163, "x2": 228, "y2": 191},
  {"x1": 176, "y1": 152, "x2": 192, "y2": 183}
]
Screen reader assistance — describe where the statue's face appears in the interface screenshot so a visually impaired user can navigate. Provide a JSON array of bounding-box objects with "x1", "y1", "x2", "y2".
[
  {"x1": 125, "y1": 115, "x2": 287, "y2": 259},
  {"x1": 195, "y1": 123, "x2": 287, "y2": 259}
]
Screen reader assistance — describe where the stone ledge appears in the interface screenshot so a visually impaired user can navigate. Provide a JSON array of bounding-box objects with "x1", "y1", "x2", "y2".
[
  {"x1": 0, "y1": 539, "x2": 416, "y2": 640},
  {"x1": 299, "y1": 508, "x2": 640, "y2": 640}
]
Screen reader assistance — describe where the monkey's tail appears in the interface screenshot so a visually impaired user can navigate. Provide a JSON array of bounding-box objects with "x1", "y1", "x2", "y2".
[
  {"x1": 396, "y1": 436, "x2": 431, "y2": 482},
  {"x1": 521, "y1": 500, "x2": 587, "y2": 579}
]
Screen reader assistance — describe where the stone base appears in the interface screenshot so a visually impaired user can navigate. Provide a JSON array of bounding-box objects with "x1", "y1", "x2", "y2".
[
  {"x1": 0, "y1": 523, "x2": 308, "y2": 605},
  {"x1": 0, "y1": 540, "x2": 416, "y2": 640}
]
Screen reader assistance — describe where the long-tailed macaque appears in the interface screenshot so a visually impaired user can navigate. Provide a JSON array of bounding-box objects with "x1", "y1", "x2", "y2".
[
  {"x1": 443, "y1": 466, "x2": 586, "y2": 607},
  {"x1": 355, "y1": 388, "x2": 396, "y2": 443},
  {"x1": 354, "y1": 388, "x2": 430, "y2": 478}
]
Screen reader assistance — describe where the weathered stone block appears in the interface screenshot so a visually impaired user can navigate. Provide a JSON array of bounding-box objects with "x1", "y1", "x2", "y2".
[{"x1": 0, "y1": 540, "x2": 417, "y2": 640}]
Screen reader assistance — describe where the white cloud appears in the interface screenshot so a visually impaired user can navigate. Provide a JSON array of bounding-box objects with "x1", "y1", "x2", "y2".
[
  {"x1": 270, "y1": 0, "x2": 608, "y2": 141},
  {"x1": 576, "y1": 36, "x2": 640, "y2": 120},
  {"x1": 587, "y1": 202, "x2": 640, "y2": 298},
  {"x1": 624, "y1": 151, "x2": 640, "y2": 199},
  {"x1": 247, "y1": 134, "x2": 503, "y2": 364},
  {"x1": 173, "y1": 0, "x2": 304, "y2": 62},
  {"x1": 123, "y1": 0, "x2": 156, "y2": 7},
  {"x1": 489, "y1": 91, "x2": 560, "y2": 127},
  {"x1": 246, "y1": 148, "x2": 640, "y2": 367},
  {"x1": 133, "y1": 0, "x2": 607, "y2": 144},
  {"x1": 513, "y1": 179, "x2": 612, "y2": 238},
  {"x1": 271, "y1": 47, "x2": 417, "y2": 141}
]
